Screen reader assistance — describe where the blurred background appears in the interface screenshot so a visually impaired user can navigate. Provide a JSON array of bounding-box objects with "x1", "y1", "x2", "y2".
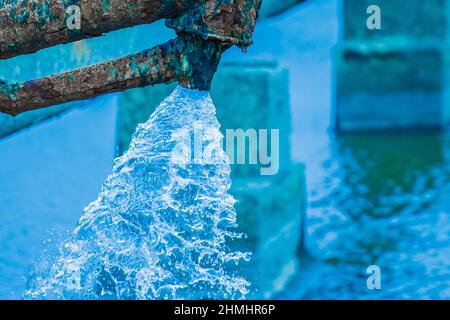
[{"x1": 1, "y1": 0, "x2": 450, "y2": 299}]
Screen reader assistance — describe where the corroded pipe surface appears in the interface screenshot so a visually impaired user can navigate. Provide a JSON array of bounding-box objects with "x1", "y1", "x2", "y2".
[
  {"x1": 0, "y1": 0, "x2": 201, "y2": 59},
  {"x1": 0, "y1": 35, "x2": 224, "y2": 116},
  {"x1": 0, "y1": 0, "x2": 263, "y2": 116},
  {"x1": 167, "y1": 0, "x2": 262, "y2": 49}
]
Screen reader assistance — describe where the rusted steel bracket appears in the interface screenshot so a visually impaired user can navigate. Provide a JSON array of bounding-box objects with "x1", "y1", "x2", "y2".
[{"x1": 0, "y1": 0, "x2": 262, "y2": 116}]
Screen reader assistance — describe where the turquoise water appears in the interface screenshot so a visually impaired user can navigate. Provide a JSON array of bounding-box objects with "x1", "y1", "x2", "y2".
[
  {"x1": 0, "y1": 95, "x2": 118, "y2": 299},
  {"x1": 25, "y1": 86, "x2": 250, "y2": 300},
  {"x1": 279, "y1": 131, "x2": 450, "y2": 299}
]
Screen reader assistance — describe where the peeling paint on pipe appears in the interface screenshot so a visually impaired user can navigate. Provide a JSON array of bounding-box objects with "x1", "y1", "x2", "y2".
[
  {"x1": 167, "y1": 0, "x2": 262, "y2": 49},
  {"x1": 0, "y1": 0, "x2": 263, "y2": 116},
  {"x1": 0, "y1": 0, "x2": 201, "y2": 59},
  {"x1": 0, "y1": 35, "x2": 224, "y2": 116}
]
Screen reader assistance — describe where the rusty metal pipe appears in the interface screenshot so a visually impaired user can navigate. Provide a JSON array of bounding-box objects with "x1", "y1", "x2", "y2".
[
  {"x1": 0, "y1": 34, "x2": 224, "y2": 116},
  {"x1": 0, "y1": 0, "x2": 202, "y2": 59},
  {"x1": 0, "y1": 0, "x2": 262, "y2": 117}
]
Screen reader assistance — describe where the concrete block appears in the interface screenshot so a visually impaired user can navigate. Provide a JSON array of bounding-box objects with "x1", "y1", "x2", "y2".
[
  {"x1": 336, "y1": 42, "x2": 449, "y2": 131},
  {"x1": 342, "y1": 0, "x2": 449, "y2": 41},
  {"x1": 336, "y1": 0, "x2": 450, "y2": 131},
  {"x1": 231, "y1": 164, "x2": 306, "y2": 299},
  {"x1": 212, "y1": 62, "x2": 292, "y2": 176}
]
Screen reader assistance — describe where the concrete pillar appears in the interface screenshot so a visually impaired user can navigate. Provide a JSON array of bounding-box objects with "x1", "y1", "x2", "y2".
[
  {"x1": 212, "y1": 62, "x2": 305, "y2": 299},
  {"x1": 336, "y1": 0, "x2": 450, "y2": 131}
]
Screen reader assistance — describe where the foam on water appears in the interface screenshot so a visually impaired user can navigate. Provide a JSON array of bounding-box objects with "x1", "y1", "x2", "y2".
[{"x1": 25, "y1": 86, "x2": 250, "y2": 300}]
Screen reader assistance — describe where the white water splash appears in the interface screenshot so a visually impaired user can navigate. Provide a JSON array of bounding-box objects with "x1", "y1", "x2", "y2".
[{"x1": 26, "y1": 86, "x2": 250, "y2": 300}]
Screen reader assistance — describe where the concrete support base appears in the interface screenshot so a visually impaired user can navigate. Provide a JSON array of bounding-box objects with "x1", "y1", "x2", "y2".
[
  {"x1": 336, "y1": 42, "x2": 449, "y2": 131},
  {"x1": 336, "y1": 0, "x2": 450, "y2": 131}
]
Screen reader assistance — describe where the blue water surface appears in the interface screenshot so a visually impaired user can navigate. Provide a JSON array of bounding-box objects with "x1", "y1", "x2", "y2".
[{"x1": 0, "y1": 95, "x2": 118, "y2": 299}]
